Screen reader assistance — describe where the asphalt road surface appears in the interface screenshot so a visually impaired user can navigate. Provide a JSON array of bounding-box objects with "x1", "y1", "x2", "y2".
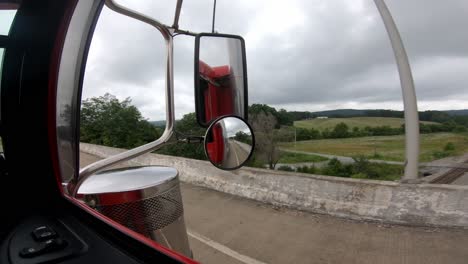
[
  {"x1": 222, "y1": 140, "x2": 251, "y2": 168},
  {"x1": 80, "y1": 152, "x2": 468, "y2": 264}
]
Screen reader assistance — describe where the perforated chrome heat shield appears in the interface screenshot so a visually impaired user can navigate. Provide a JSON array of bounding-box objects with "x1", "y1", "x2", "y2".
[{"x1": 77, "y1": 166, "x2": 191, "y2": 257}]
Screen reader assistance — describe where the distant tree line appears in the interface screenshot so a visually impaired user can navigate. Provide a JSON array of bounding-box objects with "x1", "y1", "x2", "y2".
[
  {"x1": 291, "y1": 121, "x2": 467, "y2": 141},
  {"x1": 248, "y1": 104, "x2": 468, "y2": 142},
  {"x1": 250, "y1": 105, "x2": 468, "y2": 129}
]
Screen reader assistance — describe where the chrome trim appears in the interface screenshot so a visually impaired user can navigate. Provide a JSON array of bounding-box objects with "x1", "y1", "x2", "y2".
[
  {"x1": 74, "y1": 0, "x2": 177, "y2": 197},
  {"x1": 56, "y1": 1, "x2": 103, "y2": 189},
  {"x1": 78, "y1": 166, "x2": 180, "y2": 204},
  {"x1": 172, "y1": 0, "x2": 183, "y2": 30},
  {"x1": 78, "y1": 166, "x2": 191, "y2": 257}
]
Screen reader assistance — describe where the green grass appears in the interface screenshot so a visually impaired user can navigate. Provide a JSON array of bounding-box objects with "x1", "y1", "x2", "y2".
[
  {"x1": 282, "y1": 158, "x2": 404, "y2": 181},
  {"x1": 349, "y1": 163, "x2": 404, "y2": 181},
  {"x1": 280, "y1": 132, "x2": 468, "y2": 162},
  {"x1": 278, "y1": 152, "x2": 328, "y2": 164},
  {"x1": 294, "y1": 117, "x2": 438, "y2": 131}
]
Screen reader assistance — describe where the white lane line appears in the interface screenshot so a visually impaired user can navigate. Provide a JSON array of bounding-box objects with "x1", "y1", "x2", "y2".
[
  {"x1": 187, "y1": 230, "x2": 268, "y2": 264},
  {"x1": 233, "y1": 144, "x2": 240, "y2": 165}
]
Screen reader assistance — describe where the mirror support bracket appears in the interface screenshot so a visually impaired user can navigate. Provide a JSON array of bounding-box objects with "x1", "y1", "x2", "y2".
[{"x1": 72, "y1": 0, "x2": 177, "y2": 197}]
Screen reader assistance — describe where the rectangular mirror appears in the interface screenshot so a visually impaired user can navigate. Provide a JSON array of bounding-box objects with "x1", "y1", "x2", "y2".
[{"x1": 194, "y1": 33, "x2": 248, "y2": 127}]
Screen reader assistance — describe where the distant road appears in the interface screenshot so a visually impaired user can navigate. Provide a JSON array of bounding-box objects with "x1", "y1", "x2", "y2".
[
  {"x1": 222, "y1": 140, "x2": 251, "y2": 168},
  {"x1": 279, "y1": 148, "x2": 405, "y2": 165}
]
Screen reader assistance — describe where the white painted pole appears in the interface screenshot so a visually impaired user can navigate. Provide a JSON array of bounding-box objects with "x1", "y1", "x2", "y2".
[{"x1": 373, "y1": 0, "x2": 420, "y2": 181}]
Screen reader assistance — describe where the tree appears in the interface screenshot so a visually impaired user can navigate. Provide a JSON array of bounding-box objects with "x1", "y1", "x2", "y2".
[
  {"x1": 331, "y1": 122, "x2": 349, "y2": 138},
  {"x1": 250, "y1": 110, "x2": 283, "y2": 169},
  {"x1": 234, "y1": 131, "x2": 252, "y2": 145},
  {"x1": 276, "y1": 108, "x2": 294, "y2": 126},
  {"x1": 156, "y1": 113, "x2": 207, "y2": 160},
  {"x1": 80, "y1": 93, "x2": 161, "y2": 148}
]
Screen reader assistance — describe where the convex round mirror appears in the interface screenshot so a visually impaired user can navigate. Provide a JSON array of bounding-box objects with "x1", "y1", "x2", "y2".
[{"x1": 204, "y1": 116, "x2": 255, "y2": 170}]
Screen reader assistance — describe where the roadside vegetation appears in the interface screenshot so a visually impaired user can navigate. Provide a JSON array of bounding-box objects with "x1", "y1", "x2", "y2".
[
  {"x1": 277, "y1": 152, "x2": 328, "y2": 164},
  {"x1": 80, "y1": 95, "x2": 468, "y2": 181},
  {"x1": 278, "y1": 157, "x2": 403, "y2": 181},
  {"x1": 294, "y1": 117, "x2": 438, "y2": 132},
  {"x1": 280, "y1": 133, "x2": 468, "y2": 162}
]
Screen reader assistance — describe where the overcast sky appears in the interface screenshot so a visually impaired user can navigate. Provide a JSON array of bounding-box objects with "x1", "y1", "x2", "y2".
[
  {"x1": 82, "y1": 0, "x2": 468, "y2": 121},
  {"x1": 223, "y1": 117, "x2": 252, "y2": 137}
]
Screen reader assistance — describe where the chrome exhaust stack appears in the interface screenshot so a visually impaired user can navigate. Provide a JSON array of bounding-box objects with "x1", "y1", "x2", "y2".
[{"x1": 77, "y1": 166, "x2": 191, "y2": 257}]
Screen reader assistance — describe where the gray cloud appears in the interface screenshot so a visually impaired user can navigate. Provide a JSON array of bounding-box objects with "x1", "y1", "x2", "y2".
[{"x1": 83, "y1": 0, "x2": 468, "y2": 121}]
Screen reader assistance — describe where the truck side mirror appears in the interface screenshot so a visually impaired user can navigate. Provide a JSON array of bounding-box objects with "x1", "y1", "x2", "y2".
[
  {"x1": 194, "y1": 33, "x2": 248, "y2": 127},
  {"x1": 204, "y1": 116, "x2": 254, "y2": 170}
]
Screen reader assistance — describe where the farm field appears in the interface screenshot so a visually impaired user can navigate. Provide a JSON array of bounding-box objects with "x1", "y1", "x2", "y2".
[
  {"x1": 277, "y1": 151, "x2": 328, "y2": 164},
  {"x1": 294, "y1": 117, "x2": 439, "y2": 131},
  {"x1": 280, "y1": 132, "x2": 468, "y2": 162}
]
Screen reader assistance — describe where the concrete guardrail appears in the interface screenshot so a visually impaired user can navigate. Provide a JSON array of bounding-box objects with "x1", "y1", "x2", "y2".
[{"x1": 80, "y1": 143, "x2": 468, "y2": 228}]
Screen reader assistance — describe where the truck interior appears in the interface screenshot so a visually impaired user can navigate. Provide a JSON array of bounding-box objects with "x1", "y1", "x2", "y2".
[{"x1": 0, "y1": 1, "x2": 195, "y2": 263}]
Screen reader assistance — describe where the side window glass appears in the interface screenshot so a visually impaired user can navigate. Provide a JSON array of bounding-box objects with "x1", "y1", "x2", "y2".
[
  {"x1": 80, "y1": 6, "x2": 166, "y2": 160},
  {"x1": 0, "y1": 9, "x2": 16, "y2": 35}
]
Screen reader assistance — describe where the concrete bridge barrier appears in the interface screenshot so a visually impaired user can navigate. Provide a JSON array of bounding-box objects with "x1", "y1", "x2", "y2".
[{"x1": 80, "y1": 143, "x2": 468, "y2": 228}]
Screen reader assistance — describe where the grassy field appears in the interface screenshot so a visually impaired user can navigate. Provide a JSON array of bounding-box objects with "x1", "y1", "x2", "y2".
[
  {"x1": 278, "y1": 152, "x2": 328, "y2": 164},
  {"x1": 280, "y1": 132, "x2": 468, "y2": 162},
  {"x1": 294, "y1": 117, "x2": 438, "y2": 131}
]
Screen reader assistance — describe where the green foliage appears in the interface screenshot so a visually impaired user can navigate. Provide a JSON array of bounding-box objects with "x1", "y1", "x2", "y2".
[
  {"x1": 174, "y1": 112, "x2": 206, "y2": 135},
  {"x1": 252, "y1": 104, "x2": 468, "y2": 141},
  {"x1": 277, "y1": 109, "x2": 294, "y2": 126},
  {"x1": 157, "y1": 142, "x2": 206, "y2": 160},
  {"x1": 431, "y1": 141, "x2": 457, "y2": 160},
  {"x1": 453, "y1": 115, "x2": 468, "y2": 127},
  {"x1": 351, "y1": 173, "x2": 368, "y2": 179},
  {"x1": 245, "y1": 155, "x2": 266, "y2": 168},
  {"x1": 278, "y1": 152, "x2": 328, "y2": 163},
  {"x1": 234, "y1": 131, "x2": 253, "y2": 145},
  {"x1": 453, "y1": 125, "x2": 467, "y2": 133},
  {"x1": 362, "y1": 125, "x2": 402, "y2": 137},
  {"x1": 294, "y1": 157, "x2": 402, "y2": 181},
  {"x1": 297, "y1": 165, "x2": 317, "y2": 174},
  {"x1": 331, "y1": 122, "x2": 350, "y2": 138},
  {"x1": 277, "y1": 165, "x2": 295, "y2": 172},
  {"x1": 443, "y1": 120, "x2": 457, "y2": 131},
  {"x1": 432, "y1": 150, "x2": 451, "y2": 159},
  {"x1": 80, "y1": 93, "x2": 161, "y2": 148},
  {"x1": 321, "y1": 158, "x2": 353, "y2": 177},
  {"x1": 281, "y1": 132, "x2": 468, "y2": 163},
  {"x1": 249, "y1": 104, "x2": 293, "y2": 127},
  {"x1": 155, "y1": 113, "x2": 207, "y2": 160},
  {"x1": 249, "y1": 110, "x2": 281, "y2": 169},
  {"x1": 295, "y1": 127, "x2": 321, "y2": 141},
  {"x1": 444, "y1": 142, "x2": 455, "y2": 151}
]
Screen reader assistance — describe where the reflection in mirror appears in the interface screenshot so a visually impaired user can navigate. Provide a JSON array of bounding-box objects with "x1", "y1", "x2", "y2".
[
  {"x1": 195, "y1": 34, "x2": 247, "y2": 127},
  {"x1": 204, "y1": 116, "x2": 254, "y2": 170}
]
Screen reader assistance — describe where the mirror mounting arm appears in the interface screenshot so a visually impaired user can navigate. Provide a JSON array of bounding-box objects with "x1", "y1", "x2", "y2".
[
  {"x1": 183, "y1": 136, "x2": 205, "y2": 144},
  {"x1": 171, "y1": 28, "x2": 198, "y2": 37},
  {"x1": 73, "y1": 0, "x2": 177, "y2": 197},
  {"x1": 172, "y1": 0, "x2": 183, "y2": 30}
]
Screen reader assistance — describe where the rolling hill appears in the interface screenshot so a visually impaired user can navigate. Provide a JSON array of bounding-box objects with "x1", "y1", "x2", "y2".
[
  {"x1": 149, "y1": 120, "x2": 166, "y2": 127},
  {"x1": 309, "y1": 109, "x2": 468, "y2": 118},
  {"x1": 294, "y1": 117, "x2": 439, "y2": 131}
]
